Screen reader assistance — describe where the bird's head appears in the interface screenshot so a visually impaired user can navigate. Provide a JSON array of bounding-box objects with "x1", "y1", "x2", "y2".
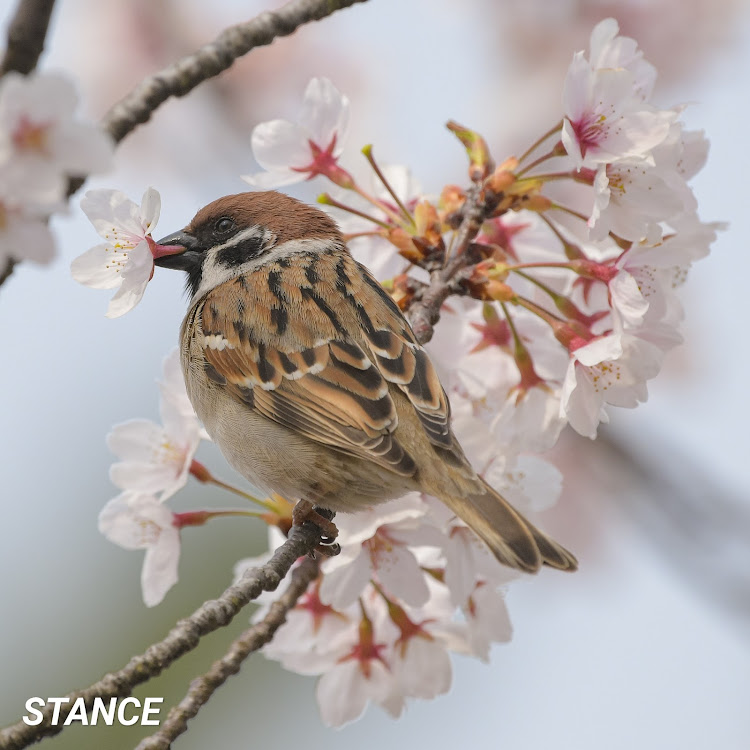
[{"x1": 155, "y1": 190, "x2": 344, "y2": 299}]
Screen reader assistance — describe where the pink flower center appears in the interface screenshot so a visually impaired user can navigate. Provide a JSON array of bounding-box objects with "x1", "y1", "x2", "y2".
[
  {"x1": 297, "y1": 585, "x2": 346, "y2": 634},
  {"x1": 570, "y1": 112, "x2": 607, "y2": 159},
  {"x1": 13, "y1": 115, "x2": 50, "y2": 155}
]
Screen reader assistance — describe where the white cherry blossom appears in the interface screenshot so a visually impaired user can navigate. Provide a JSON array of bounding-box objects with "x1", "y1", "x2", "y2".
[
  {"x1": 588, "y1": 159, "x2": 684, "y2": 243},
  {"x1": 588, "y1": 18, "x2": 657, "y2": 101},
  {"x1": 107, "y1": 353, "x2": 203, "y2": 501},
  {"x1": 98, "y1": 492, "x2": 180, "y2": 607},
  {"x1": 560, "y1": 333, "x2": 663, "y2": 438},
  {"x1": 462, "y1": 581, "x2": 513, "y2": 661},
  {"x1": 0, "y1": 71, "x2": 113, "y2": 205},
  {"x1": 0, "y1": 191, "x2": 56, "y2": 266},
  {"x1": 562, "y1": 54, "x2": 675, "y2": 169},
  {"x1": 243, "y1": 77, "x2": 350, "y2": 188},
  {"x1": 71, "y1": 187, "x2": 180, "y2": 317},
  {"x1": 319, "y1": 495, "x2": 443, "y2": 609}
]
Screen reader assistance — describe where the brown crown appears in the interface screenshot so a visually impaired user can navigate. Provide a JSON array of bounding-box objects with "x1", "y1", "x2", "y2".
[{"x1": 186, "y1": 191, "x2": 343, "y2": 246}]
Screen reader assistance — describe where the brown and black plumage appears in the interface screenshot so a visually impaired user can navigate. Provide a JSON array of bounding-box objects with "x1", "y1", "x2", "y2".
[{"x1": 155, "y1": 191, "x2": 577, "y2": 574}]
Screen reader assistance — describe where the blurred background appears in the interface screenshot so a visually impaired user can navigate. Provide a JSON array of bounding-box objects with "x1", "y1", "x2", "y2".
[{"x1": 1, "y1": 0, "x2": 749, "y2": 747}]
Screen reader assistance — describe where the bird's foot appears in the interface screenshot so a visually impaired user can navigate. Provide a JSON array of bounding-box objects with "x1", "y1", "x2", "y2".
[{"x1": 292, "y1": 499, "x2": 340, "y2": 557}]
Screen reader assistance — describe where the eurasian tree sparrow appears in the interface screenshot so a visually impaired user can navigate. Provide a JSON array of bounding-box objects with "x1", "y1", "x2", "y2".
[{"x1": 155, "y1": 191, "x2": 576, "y2": 573}]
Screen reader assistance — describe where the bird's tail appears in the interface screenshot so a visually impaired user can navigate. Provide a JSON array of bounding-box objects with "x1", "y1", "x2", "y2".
[{"x1": 439, "y1": 478, "x2": 577, "y2": 573}]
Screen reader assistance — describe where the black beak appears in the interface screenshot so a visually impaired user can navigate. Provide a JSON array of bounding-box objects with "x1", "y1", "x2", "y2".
[{"x1": 152, "y1": 230, "x2": 202, "y2": 271}]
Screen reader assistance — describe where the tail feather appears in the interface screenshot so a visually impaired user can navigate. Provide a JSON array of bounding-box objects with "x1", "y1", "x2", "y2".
[{"x1": 439, "y1": 478, "x2": 577, "y2": 574}]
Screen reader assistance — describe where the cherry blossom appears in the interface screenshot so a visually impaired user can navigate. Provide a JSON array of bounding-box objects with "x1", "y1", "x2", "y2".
[
  {"x1": 319, "y1": 495, "x2": 443, "y2": 609},
  {"x1": 71, "y1": 187, "x2": 182, "y2": 318},
  {"x1": 107, "y1": 351, "x2": 204, "y2": 500},
  {"x1": 98, "y1": 492, "x2": 181, "y2": 607},
  {"x1": 461, "y1": 581, "x2": 513, "y2": 661},
  {"x1": 0, "y1": 71, "x2": 113, "y2": 205},
  {"x1": 561, "y1": 52, "x2": 674, "y2": 169},
  {"x1": 560, "y1": 333, "x2": 663, "y2": 438},
  {"x1": 243, "y1": 77, "x2": 351, "y2": 188},
  {"x1": 0, "y1": 191, "x2": 56, "y2": 267},
  {"x1": 587, "y1": 18, "x2": 657, "y2": 101}
]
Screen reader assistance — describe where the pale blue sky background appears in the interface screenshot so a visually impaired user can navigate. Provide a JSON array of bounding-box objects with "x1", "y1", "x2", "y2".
[{"x1": 1, "y1": 0, "x2": 749, "y2": 748}]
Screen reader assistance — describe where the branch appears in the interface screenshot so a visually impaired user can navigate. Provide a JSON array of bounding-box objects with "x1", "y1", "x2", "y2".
[
  {"x1": 136, "y1": 556, "x2": 320, "y2": 750},
  {"x1": 0, "y1": 0, "x2": 56, "y2": 76},
  {"x1": 0, "y1": 523, "x2": 323, "y2": 750},
  {"x1": 102, "y1": 0, "x2": 369, "y2": 144},
  {"x1": 407, "y1": 184, "x2": 488, "y2": 344}
]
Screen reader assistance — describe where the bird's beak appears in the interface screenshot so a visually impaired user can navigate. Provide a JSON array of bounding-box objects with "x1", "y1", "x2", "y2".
[{"x1": 152, "y1": 230, "x2": 202, "y2": 270}]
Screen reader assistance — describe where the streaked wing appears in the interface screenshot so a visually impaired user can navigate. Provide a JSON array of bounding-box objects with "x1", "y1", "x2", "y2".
[{"x1": 196, "y1": 249, "x2": 462, "y2": 476}]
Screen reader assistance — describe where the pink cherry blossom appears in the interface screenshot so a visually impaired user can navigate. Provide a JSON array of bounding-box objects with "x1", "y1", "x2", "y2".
[
  {"x1": 243, "y1": 77, "x2": 350, "y2": 188},
  {"x1": 0, "y1": 71, "x2": 113, "y2": 205},
  {"x1": 562, "y1": 53, "x2": 675, "y2": 169}
]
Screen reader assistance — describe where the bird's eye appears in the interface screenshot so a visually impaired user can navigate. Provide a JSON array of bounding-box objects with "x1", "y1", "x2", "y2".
[{"x1": 214, "y1": 217, "x2": 235, "y2": 235}]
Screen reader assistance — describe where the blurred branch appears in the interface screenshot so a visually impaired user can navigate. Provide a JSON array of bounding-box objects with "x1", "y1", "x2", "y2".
[
  {"x1": 136, "y1": 556, "x2": 320, "y2": 750},
  {"x1": 102, "y1": 0, "x2": 369, "y2": 144},
  {"x1": 0, "y1": 0, "x2": 56, "y2": 76},
  {"x1": 581, "y1": 426, "x2": 750, "y2": 629},
  {"x1": 0, "y1": 523, "x2": 324, "y2": 750}
]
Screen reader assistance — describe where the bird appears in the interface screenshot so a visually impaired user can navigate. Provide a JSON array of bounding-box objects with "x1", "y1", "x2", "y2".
[{"x1": 154, "y1": 190, "x2": 577, "y2": 574}]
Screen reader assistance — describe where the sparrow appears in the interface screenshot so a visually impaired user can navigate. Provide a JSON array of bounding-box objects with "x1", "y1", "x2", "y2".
[{"x1": 155, "y1": 190, "x2": 577, "y2": 573}]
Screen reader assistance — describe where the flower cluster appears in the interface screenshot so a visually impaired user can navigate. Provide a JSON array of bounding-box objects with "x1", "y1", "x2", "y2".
[
  {"x1": 241, "y1": 20, "x2": 716, "y2": 442},
  {"x1": 83, "y1": 17, "x2": 717, "y2": 726},
  {"x1": 0, "y1": 71, "x2": 113, "y2": 269}
]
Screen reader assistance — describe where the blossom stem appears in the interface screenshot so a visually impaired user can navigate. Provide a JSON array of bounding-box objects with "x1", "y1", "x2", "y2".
[
  {"x1": 515, "y1": 149, "x2": 562, "y2": 177},
  {"x1": 519, "y1": 171, "x2": 575, "y2": 183},
  {"x1": 362, "y1": 145, "x2": 416, "y2": 227},
  {"x1": 506, "y1": 260, "x2": 579, "y2": 272},
  {"x1": 174, "y1": 509, "x2": 266, "y2": 529},
  {"x1": 342, "y1": 230, "x2": 381, "y2": 241},
  {"x1": 516, "y1": 120, "x2": 564, "y2": 166},
  {"x1": 204, "y1": 477, "x2": 277, "y2": 512},
  {"x1": 352, "y1": 185, "x2": 406, "y2": 227},
  {"x1": 548, "y1": 202, "x2": 589, "y2": 223},
  {"x1": 317, "y1": 192, "x2": 391, "y2": 229},
  {"x1": 513, "y1": 294, "x2": 565, "y2": 327},
  {"x1": 537, "y1": 212, "x2": 587, "y2": 260}
]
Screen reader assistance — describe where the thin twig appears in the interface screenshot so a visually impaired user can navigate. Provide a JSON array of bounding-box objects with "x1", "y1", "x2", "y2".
[
  {"x1": 101, "y1": 0, "x2": 369, "y2": 144},
  {"x1": 0, "y1": 0, "x2": 56, "y2": 76},
  {"x1": 136, "y1": 556, "x2": 320, "y2": 750},
  {"x1": 0, "y1": 523, "x2": 323, "y2": 750}
]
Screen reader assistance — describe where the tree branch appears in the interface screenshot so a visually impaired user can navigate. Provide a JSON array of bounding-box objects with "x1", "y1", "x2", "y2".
[
  {"x1": 136, "y1": 556, "x2": 320, "y2": 750},
  {"x1": 0, "y1": 0, "x2": 56, "y2": 76},
  {"x1": 0, "y1": 523, "x2": 323, "y2": 750},
  {"x1": 101, "y1": 0, "x2": 369, "y2": 144},
  {"x1": 407, "y1": 184, "x2": 488, "y2": 344}
]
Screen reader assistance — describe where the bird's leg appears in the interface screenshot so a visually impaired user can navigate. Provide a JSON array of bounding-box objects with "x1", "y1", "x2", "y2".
[{"x1": 292, "y1": 499, "x2": 340, "y2": 557}]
